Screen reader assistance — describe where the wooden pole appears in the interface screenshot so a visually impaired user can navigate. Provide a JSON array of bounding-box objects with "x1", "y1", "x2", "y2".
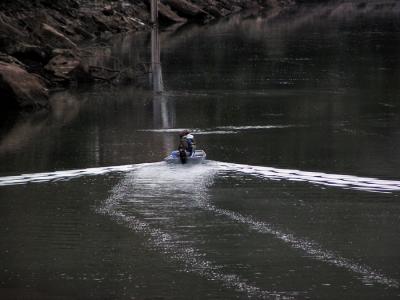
[
  {"x1": 150, "y1": 0, "x2": 163, "y2": 93},
  {"x1": 150, "y1": 0, "x2": 158, "y2": 25}
]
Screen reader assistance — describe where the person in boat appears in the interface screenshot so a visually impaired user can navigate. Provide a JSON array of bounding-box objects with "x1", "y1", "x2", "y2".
[{"x1": 178, "y1": 130, "x2": 196, "y2": 158}]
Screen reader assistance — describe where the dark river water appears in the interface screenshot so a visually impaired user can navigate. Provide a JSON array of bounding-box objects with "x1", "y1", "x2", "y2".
[{"x1": 1, "y1": 2, "x2": 400, "y2": 299}]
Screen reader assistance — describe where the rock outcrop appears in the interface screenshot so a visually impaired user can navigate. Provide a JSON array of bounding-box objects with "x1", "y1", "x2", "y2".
[
  {"x1": 164, "y1": 0, "x2": 212, "y2": 22},
  {"x1": 158, "y1": 2, "x2": 187, "y2": 24},
  {"x1": 44, "y1": 49, "x2": 92, "y2": 85},
  {"x1": 38, "y1": 23, "x2": 78, "y2": 49},
  {"x1": 0, "y1": 61, "x2": 48, "y2": 110},
  {"x1": 0, "y1": 0, "x2": 292, "y2": 112}
]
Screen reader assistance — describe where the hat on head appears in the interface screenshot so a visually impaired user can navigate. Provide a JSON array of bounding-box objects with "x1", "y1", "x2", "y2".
[{"x1": 179, "y1": 129, "x2": 190, "y2": 137}]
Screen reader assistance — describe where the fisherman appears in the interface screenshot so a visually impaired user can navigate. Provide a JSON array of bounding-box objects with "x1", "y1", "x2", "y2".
[
  {"x1": 185, "y1": 132, "x2": 196, "y2": 156},
  {"x1": 178, "y1": 130, "x2": 196, "y2": 161}
]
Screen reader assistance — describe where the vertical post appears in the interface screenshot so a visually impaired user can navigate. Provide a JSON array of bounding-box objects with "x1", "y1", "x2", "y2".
[
  {"x1": 150, "y1": 0, "x2": 163, "y2": 93},
  {"x1": 150, "y1": 0, "x2": 158, "y2": 25}
]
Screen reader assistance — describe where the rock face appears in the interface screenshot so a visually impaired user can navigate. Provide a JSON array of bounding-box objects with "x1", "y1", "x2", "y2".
[
  {"x1": 9, "y1": 43, "x2": 49, "y2": 65},
  {"x1": 0, "y1": 62, "x2": 48, "y2": 110},
  {"x1": 164, "y1": 0, "x2": 212, "y2": 21},
  {"x1": 0, "y1": 0, "x2": 293, "y2": 112},
  {"x1": 39, "y1": 23, "x2": 78, "y2": 49},
  {"x1": 158, "y1": 2, "x2": 187, "y2": 24},
  {"x1": 45, "y1": 50, "x2": 92, "y2": 85},
  {"x1": 0, "y1": 52, "x2": 26, "y2": 68}
]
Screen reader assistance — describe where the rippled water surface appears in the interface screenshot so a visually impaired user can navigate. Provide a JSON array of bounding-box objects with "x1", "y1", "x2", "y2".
[{"x1": 1, "y1": 2, "x2": 400, "y2": 299}]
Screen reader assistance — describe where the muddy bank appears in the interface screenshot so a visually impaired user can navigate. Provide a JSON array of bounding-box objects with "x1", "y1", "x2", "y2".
[{"x1": 0, "y1": 0, "x2": 293, "y2": 111}]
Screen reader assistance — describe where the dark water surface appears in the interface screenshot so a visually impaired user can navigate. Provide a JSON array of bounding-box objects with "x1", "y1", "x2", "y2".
[{"x1": 1, "y1": 2, "x2": 400, "y2": 299}]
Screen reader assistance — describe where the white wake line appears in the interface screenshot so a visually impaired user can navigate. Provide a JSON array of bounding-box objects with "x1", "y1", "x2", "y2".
[
  {"x1": 202, "y1": 203, "x2": 399, "y2": 289},
  {"x1": 138, "y1": 125, "x2": 297, "y2": 134},
  {"x1": 102, "y1": 171, "x2": 400, "y2": 291},
  {"x1": 137, "y1": 128, "x2": 238, "y2": 135},
  {"x1": 217, "y1": 125, "x2": 297, "y2": 130},
  {"x1": 100, "y1": 208, "x2": 293, "y2": 299},
  {"x1": 1, "y1": 161, "x2": 400, "y2": 194},
  {"x1": 0, "y1": 162, "x2": 162, "y2": 187},
  {"x1": 214, "y1": 162, "x2": 400, "y2": 193}
]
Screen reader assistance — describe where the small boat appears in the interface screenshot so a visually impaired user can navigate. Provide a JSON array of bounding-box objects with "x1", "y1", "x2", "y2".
[{"x1": 164, "y1": 150, "x2": 207, "y2": 164}]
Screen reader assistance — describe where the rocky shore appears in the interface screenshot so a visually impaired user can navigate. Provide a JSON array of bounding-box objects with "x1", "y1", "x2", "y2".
[{"x1": 0, "y1": 0, "x2": 292, "y2": 111}]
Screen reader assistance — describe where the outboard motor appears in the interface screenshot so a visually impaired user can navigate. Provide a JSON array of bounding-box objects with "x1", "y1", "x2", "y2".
[{"x1": 179, "y1": 147, "x2": 187, "y2": 164}]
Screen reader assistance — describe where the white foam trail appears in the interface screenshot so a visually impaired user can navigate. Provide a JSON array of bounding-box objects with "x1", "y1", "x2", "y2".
[
  {"x1": 138, "y1": 125, "x2": 298, "y2": 135},
  {"x1": 100, "y1": 163, "x2": 399, "y2": 291},
  {"x1": 2, "y1": 160, "x2": 400, "y2": 195},
  {"x1": 100, "y1": 212, "x2": 285, "y2": 299},
  {"x1": 0, "y1": 162, "x2": 162, "y2": 186},
  {"x1": 138, "y1": 128, "x2": 188, "y2": 133},
  {"x1": 194, "y1": 130, "x2": 238, "y2": 135},
  {"x1": 2, "y1": 160, "x2": 398, "y2": 290},
  {"x1": 138, "y1": 128, "x2": 238, "y2": 135},
  {"x1": 213, "y1": 161, "x2": 400, "y2": 194},
  {"x1": 99, "y1": 165, "x2": 292, "y2": 299},
  {"x1": 202, "y1": 204, "x2": 399, "y2": 289},
  {"x1": 216, "y1": 125, "x2": 296, "y2": 130}
]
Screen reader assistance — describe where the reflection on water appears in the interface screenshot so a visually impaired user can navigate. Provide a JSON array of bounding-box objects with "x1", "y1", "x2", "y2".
[
  {"x1": 150, "y1": 24, "x2": 163, "y2": 93},
  {"x1": 1, "y1": 2, "x2": 400, "y2": 299},
  {"x1": 0, "y1": 92, "x2": 80, "y2": 155},
  {"x1": 1, "y1": 2, "x2": 400, "y2": 176}
]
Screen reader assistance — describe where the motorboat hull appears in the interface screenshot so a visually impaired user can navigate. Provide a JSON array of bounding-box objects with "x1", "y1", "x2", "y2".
[{"x1": 164, "y1": 150, "x2": 206, "y2": 164}]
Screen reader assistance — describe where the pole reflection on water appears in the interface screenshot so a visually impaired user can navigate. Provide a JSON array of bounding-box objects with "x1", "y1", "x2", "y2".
[
  {"x1": 152, "y1": 93, "x2": 176, "y2": 154},
  {"x1": 150, "y1": 0, "x2": 174, "y2": 153},
  {"x1": 151, "y1": 26, "x2": 163, "y2": 94}
]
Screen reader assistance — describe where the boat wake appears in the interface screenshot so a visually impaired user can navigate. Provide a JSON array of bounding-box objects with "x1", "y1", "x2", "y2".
[
  {"x1": 1, "y1": 160, "x2": 399, "y2": 295},
  {"x1": 214, "y1": 161, "x2": 400, "y2": 194},
  {"x1": 0, "y1": 162, "x2": 161, "y2": 186},
  {"x1": 2, "y1": 160, "x2": 399, "y2": 194},
  {"x1": 138, "y1": 125, "x2": 299, "y2": 135},
  {"x1": 97, "y1": 162, "x2": 399, "y2": 297},
  {"x1": 99, "y1": 164, "x2": 291, "y2": 299}
]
